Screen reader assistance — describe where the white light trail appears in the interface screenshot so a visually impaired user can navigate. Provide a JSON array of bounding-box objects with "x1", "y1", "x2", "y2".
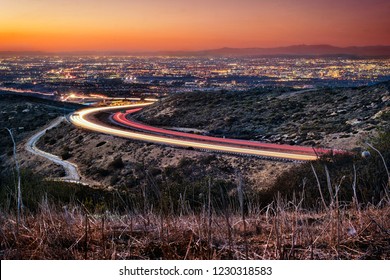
[{"x1": 70, "y1": 104, "x2": 318, "y2": 161}]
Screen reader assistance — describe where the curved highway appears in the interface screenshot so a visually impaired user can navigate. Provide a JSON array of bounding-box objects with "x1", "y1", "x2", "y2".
[
  {"x1": 113, "y1": 109, "x2": 332, "y2": 155},
  {"x1": 69, "y1": 104, "x2": 328, "y2": 161}
]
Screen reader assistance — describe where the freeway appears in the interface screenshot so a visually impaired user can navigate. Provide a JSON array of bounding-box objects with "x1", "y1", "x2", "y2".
[
  {"x1": 0, "y1": 86, "x2": 55, "y2": 96},
  {"x1": 69, "y1": 104, "x2": 325, "y2": 161},
  {"x1": 112, "y1": 109, "x2": 332, "y2": 155}
]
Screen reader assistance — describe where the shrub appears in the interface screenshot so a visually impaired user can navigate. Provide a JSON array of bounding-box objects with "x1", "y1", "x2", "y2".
[
  {"x1": 95, "y1": 141, "x2": 106, "y2": 147},
  {"x1": 270, "y1": 131, "x2": 390, "y2": 208},
  {"x1": 0, "y1": 169, "x2": 117, "y2": 213},
  {"x1": 109, "y1": 156, "x2": 124, "y2": 169},
  {"x1": 61, "y1": 151, "x2": 72, "y2": 160}
]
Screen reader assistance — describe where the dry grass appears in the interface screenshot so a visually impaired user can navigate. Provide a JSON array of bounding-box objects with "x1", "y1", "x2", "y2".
[{"x1": 1, "y1": 199, "x2": 388, "y2": 260}]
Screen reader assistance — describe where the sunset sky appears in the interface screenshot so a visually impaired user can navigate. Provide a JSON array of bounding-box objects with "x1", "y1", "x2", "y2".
[{"x1": 1, "y1": 0, "x2": 389, "y2": 52}]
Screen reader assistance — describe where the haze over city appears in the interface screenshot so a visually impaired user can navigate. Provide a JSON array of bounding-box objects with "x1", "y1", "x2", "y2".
[{"x1": 1, "y1": 0, "x2": 390, "y2": 52}]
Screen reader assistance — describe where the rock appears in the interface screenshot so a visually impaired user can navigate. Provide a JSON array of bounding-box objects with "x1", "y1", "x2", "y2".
[
  {"x1": 361, "y1": 151, "x2": 371, "y2": 158},
  {"x1": 337, "y1": 109, "x2": 347, "y2": 114},
  {"x1": 339, "y1": 134, "x2": 350, "y2": 138},
  {"x1": 346, "y1": 119, "x2": 362, "y2": 126}
]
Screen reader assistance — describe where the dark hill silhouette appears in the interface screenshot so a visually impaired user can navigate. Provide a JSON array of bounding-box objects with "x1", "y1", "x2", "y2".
[
  {"x1": 183, "y1": 45, "x2": 390, "y2": 57},
  {"x1": 1, "y1": 45, "x2": 390, "y2": 57}
]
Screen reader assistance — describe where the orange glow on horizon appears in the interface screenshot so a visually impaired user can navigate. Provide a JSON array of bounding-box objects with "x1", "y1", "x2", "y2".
[{"x1": 1, "y1": 0, "x2": 389, "y2": 52}]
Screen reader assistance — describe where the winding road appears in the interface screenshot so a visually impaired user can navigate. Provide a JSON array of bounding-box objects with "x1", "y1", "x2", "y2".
[
  {"x1": 112, "y1": 108, "x2": 331, "y2": 156},
  {"x1": 26, "y1": 117, "x2": 81, "y2": 182},
  {"x1": 69, "y1": 104, "x2": 335, "y2": 161}
]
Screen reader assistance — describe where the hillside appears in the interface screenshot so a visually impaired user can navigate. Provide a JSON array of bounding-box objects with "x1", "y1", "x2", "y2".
[
  {"x1": 0, "y1": 95, "x2": 287, "y2": 193},
  {"x1": 1, "y1": 86, "x2": 389, "y2": 260},
  {"x1": 0, "y1": 95, "x2": 82, "y2": 177},
  {"x1": 136, "y1": 82, "x2": 390, "y2": 149},
  {"x1": 2, "y1": 82, "x2": 389, "y2": 193}
]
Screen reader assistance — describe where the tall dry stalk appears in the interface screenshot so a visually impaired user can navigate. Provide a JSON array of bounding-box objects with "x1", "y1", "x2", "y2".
[
  {"x1": 334, "y1": 177, "x2": 342, "y2": 258},
  {"x1": 141, "y1": 185, "x2": 148, "y2": 229},
  {"x1": 207, "y1": 178, "x2": 212, "y2": 258},
  {"x1": 274, "y1": 193, "x2": 282, "y2": 259},
  {"x1": 365, "y1": 142, "x2": 390, "y2": 201},
  {"x1": 5, "y1": 128, "x2": 22, "y2": 241},
  {"x1": 365, "y1": 142, "x2": 390, "y2": 179},
  {"x1": 101, "y1": 214, "x2": 106, "y2": 257},
  {"x1": 84, "y1": 213, "x2": 89, "y2": 259},
  {"x1": 324, "y1": 165, "x2": 334, "y2": 207},
  {"x1": 219, "y1": 185, "x2": 233, "y2": 255},
  {"x1": 237, "y1": 171, "x2": 248, "y2": 259},
  {"x1": 311, "y1": 163, "x2": 328, "y2": 210},
  {"x1": 352, "y1": 164, "x2": 360, "y2": 211},
  {"x1": 289, "y1": 179, "x2": 306, "y2": 259}
]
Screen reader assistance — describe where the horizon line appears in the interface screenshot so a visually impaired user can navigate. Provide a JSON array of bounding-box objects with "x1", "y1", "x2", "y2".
[
  {"x1": 2, "y1": 44, "x2": 390, "y2": 54},
  {"x1": 0, "y1": 44, "x2": 390, "y2": 58}
]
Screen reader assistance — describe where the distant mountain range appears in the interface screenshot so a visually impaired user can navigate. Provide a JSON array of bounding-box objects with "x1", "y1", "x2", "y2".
[
  {"x1": 186, "y1": 45, "x2": 390, "y2": 57},
  {"x1": 2, "y1": 45, "x2": 390, "y2": 57}
]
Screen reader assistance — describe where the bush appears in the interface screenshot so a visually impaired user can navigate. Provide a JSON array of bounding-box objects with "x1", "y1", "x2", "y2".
[
  {"x1": 0, "y1": 170, "x2": 117, "y2": 213},
  {"x1": 269, "y1": 131, "x2": 390, "y2": 208},
  {"x1": 95, "y1": 141, "x2": 106, "y2": 147},
  {"x1": 96, "y1": 168, "x2": 110, "y2": 177},
  {"x1": 61, "y1": 151, "x2": 72, "y2": 160},
  {"x1": 109, "y1": 156, "x2": 124, "y2": 169}
]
